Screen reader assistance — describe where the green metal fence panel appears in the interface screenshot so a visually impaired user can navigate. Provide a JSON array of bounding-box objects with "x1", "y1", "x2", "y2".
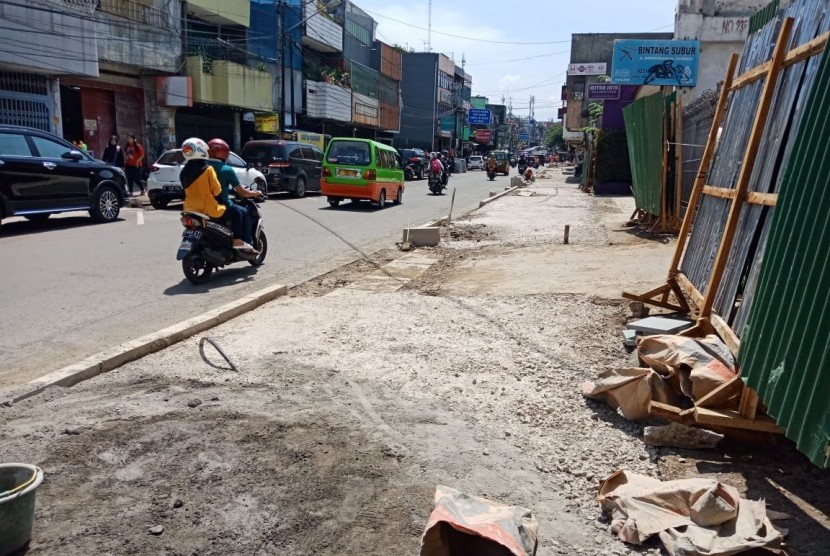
[
  {"x1": 350, "y1": 60, "x2": 378, "y2": 99},
  {"x1": 623, "y1": 93, "x2": 663, "y2": 216},
  {"x1": 739, "y1": 47, "x2": 830, "y2": 469},
  {"x1": 750, "y1": 0, "x2": 780, "y2": 34}
]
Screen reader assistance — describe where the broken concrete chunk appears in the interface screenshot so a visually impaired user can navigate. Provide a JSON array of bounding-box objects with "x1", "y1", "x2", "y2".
[{"x1": 644, "y1": 423, "x2": 724, "y2": 449}]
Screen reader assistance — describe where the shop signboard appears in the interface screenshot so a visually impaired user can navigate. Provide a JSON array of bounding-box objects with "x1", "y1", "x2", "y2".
[
  {"x1": 468, "y1": 109, "x2": 492, "y2": 126},
  {"x1": 294, "y1": 130, "x2": 325, "y2": 149},
  {"x1": 587, "y1": 83, "x2": 621, "y2": 100},
  {"x1": 255, "y1": 114, "x2": 279, "y2": 133},
  {"x1": 473, "y1": 129, "x2": 492, "y2": 143},
  {"x1": 611, "y1": 40, "x2": 700, "y2": 86},
  {"x1": 567, "y1": 62, "x2": 607, "y2": 76}
]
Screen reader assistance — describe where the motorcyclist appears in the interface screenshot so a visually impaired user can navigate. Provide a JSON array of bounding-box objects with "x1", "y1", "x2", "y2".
[
  {"x1": 179, "y1": 137, "x2": 252, "y2": 252},
  {"x1": 518, "y1": 153, "x2": 527, "y2": 168},
  {"x1": 486, "y1": 153, "x2": 497, "y2": 174},
  {"x1": 429, "y1": 152, "x2": 444, "y2": 177},
  {"x1": 207, "y1": 138, "x2": 263, "y2": 251}
]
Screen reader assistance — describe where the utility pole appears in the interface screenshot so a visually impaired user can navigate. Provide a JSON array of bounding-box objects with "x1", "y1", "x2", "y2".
[{"x1": 427, "y1": 0, "x2": 433, "y2": 52}]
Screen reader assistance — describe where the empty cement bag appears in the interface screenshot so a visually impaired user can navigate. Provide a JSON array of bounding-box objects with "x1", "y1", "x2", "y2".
[{"x1": 420, "y1": 485, "x2": 538, "y2": 556}]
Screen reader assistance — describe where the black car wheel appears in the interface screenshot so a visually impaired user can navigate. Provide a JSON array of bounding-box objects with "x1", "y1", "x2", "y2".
[
  {"x1": 416, "y1": 166, "x2": 424, "y2": 180},
  {"x1": 377, "y1": 189, "x2": 386, "y2": 208},
  {"x1": 89, "y1": 185, "x2": 121, "y2": 223},
  {"x1": 24, "y1": 213, "x2": 51, "y2": 222},
  {"x1": 293, "y1": 176, "x2": 306, "y2": 198},
  {"x1": 182, "y1": 254, "x2": 213, "y2": 284},
  {"x1": 328, "y1": 198, "x2": 341, "y2": 207},
  {"x1": 150, "y1": 197, "x2": 169, "y2": 210},
  {"x1": 249, "y1": 229, "x2": 268, "y2": 267},
  {"x1": 393, "y1": 187, "x2": 403, "y2": 205}
]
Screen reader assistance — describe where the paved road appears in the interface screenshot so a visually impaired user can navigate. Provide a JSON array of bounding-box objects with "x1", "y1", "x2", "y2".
[{"x1": 0, "y1": 169, "x2": 512, "y2": 387}]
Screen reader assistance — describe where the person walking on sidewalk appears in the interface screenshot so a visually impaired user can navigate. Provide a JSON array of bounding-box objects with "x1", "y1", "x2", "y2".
[
  {"x1": 124, "y1": 134, "x2": 145, "y2": 196},
  {"x1": 102, "y1": 135, "x2": 124, "y2": 168}
]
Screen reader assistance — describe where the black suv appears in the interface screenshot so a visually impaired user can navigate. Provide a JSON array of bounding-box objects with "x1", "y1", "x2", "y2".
[
  {"x1": 240, "y1": 140, "x2": 324, "y2": 197},
  {"x1": 0, "y1": 125, "x2": 128, "y2": 226},
  {"x1": 399, "y1": 148, "x2": 427, "y2": 180}
]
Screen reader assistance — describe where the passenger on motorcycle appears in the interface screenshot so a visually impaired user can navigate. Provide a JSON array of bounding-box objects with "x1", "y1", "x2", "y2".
[
  {"x1": 180, "y1": 137, "x2": 253, "y2": 252},
  {"x1": 207, "y1": 138, "x2": 263, "y2": 251},
  {"x1": 429, "y1": 152, "x2": 444, "y2": 176}
]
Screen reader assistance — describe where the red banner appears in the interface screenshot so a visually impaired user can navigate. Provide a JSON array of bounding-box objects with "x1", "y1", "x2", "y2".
[{"x1": 473, "y1": 129, "x2": 492, "y2": 143}]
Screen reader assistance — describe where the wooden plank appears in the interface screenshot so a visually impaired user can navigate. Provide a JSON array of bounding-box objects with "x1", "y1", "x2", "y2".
[
  {"x1": 660, "y1": 90, "x2": 670, "y2": 232},
  {"x1": 731, "y1": 60, "x2": 772, "y2": 91},
  {"x1": 711, "y1": 313, "x2": 741, "y2": 356},
  {"x1": 695, "y1": 375, "x2": 744, "y2": 409},
  {"x1": 622, "y1": 283, "x2": 689, "y2": 313},
  {"x1": 666, "y1": 54, "x2": 739, "y2": 280},
  {"x1": 783, "y1": 30, "x2": 829, "y2": 67},
  {"x1": 676, "y1": 272, "x2": 704, "y2": 309},
  {"x1": 694, "y1": 406, "x2": 783, "y2": 434},
  {"x1": 747, "y1": 191, "x2": 778, "y2": 206},
  {"x1": 675, "y1": 97, "x2": 683, "y2": 230},
  {"x1": 702, "y1": 185, "x2": 738, "y2": 200},
  {"x1": 728, "y1": 31, "x2": 827, "y2": 90},
  {"x1": 700, "y1": 18, "x2": 794, "y2": 320},
  {"x1": 739, "y1": 387, "x2": 760, "y2": 420},
  {"x1": 650, "y1": 401, "x2": 696, "y2": 425}
]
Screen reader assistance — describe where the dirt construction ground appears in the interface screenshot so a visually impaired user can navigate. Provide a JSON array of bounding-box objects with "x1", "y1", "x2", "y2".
[{"x1": 2, "y1": 169, "x2": 828, "y2": 555}]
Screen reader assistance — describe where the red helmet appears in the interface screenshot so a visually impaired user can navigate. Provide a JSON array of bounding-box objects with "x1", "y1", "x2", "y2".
[{"x1": 207, "y1": 138, "x2": 230, "y2": 161}]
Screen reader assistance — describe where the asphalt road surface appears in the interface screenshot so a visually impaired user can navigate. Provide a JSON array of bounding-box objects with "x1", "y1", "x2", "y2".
[{"x1": 0, "y1": 169, "x2": 513, "y2": 387}]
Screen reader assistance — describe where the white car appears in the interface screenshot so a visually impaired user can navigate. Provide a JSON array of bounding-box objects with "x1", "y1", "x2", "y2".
[
  {"x1": 468, "y1": 155, "x2": 484, "y2": 170},
  {"x1": 147, "y1": 149, "x2": 266, "y2": 210}
]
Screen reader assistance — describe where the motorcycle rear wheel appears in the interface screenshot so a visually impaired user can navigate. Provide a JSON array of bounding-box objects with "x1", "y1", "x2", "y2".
[
  {"x1": 183, "y1": 253, "x2": 213, "y2": 284},
  {"x1": 249, "y1": 230, "x2": 268, "y2": 267}
]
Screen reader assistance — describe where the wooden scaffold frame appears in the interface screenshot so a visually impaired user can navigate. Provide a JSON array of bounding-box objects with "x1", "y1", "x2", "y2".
[{"x1": 623, "y1": 19, "x2": 830, "y2": 433}]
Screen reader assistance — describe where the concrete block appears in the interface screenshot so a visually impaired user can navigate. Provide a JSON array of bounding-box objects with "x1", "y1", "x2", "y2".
[
  {"x1": 626, "y1": 316, "x2": 694, "y2": 335},
  {"x1": 511, "y1": 176, "x2": 523, "y2": 188},
  {"x1": 403, "y1": 226, "x2": 440, "y2": 247}
]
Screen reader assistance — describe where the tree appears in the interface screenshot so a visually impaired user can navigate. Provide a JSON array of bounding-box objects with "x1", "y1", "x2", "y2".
[{"x1": 544, "y1": 122, "x2": 563, "y2": 150}]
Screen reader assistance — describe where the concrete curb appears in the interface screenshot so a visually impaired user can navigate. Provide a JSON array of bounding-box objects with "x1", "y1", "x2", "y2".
[
  {"x1": 479, "y1": 186, "x2": 520, "y2": 208},
  {"x1": 4, "y1": 283, "x2": 288, "y2": 405}
]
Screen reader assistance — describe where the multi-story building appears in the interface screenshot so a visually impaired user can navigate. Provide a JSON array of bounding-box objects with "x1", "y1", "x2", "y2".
[
  {"x1": 674, "y1": 0, "x2": 769, "y2": 103},
  {"x1": 0, "y1": 0, "x2": 181, "y2": 158},
  {"x1": 398, "y1": 52, "x2": 469, "y2": 152},
  {"x1": 177, "y1": 0, "x2": 273, "y2": 152}
]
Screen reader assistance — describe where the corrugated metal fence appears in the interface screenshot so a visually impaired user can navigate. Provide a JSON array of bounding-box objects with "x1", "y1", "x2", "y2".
[
  {"x1": 740, "y1": 43, "x2": 830, "y2": 469},
  {"x1": 623, "y1": 93, "x2": 663, "y2": 216}
]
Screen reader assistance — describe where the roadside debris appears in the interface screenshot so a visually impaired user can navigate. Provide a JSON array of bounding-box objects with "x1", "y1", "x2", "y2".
[
  {"x1": 198, "y1": 336, "x2": 238, "y2": 372},
  {"x1": 583, "y1": 334, "x2": 738, "y2": 421},
  {"x1": 598, "y1": 470, "x2": 786, "y2": 555},
  {"x1": 644, "y1": 422, "x2": 723, "y2": 449},
  {"x1": 420, "y1": 485, "x2": 538, "y2": 556}
]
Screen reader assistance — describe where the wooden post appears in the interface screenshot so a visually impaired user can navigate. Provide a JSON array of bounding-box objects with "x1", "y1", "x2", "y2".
[
  {"x1": 660, "y1": 87, "x2": 669, "y2": 232},
  {"x1": 700, "y1": 17, "x2": 794, "y2": 319},
  {"x1": 675, "y1": 97, "x2": 683, "y2": 230},
  {"x1": 564, "y1": 225, "x2": 570, "y2": 244},
  {"x1": 447, "y1": 187, "x2": 456, "y2": 225},
  {"x1": 665, "y1": 53, "x2": 739, "y2": 281}
]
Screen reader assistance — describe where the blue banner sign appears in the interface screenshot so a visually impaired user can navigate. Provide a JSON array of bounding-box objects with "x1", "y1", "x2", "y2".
[
  {"x1": 468, "y1": 108, "x2": 492, "y2": 126},
  {"x1": 611, "y1": 40, "x2": 700, "y2": 87}
]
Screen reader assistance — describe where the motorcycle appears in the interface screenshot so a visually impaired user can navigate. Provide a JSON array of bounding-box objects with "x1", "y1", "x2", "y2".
[
  {"x1": 177, "y1": 197, "x2": 267, "y2": 284},
  {"x1": 428, "y1": 170, "x2": 444, "y2": 195},
  {"x1": 403, "y1": 163, "x2": 415, "y2": 181},
  {"x1": 518, "y1": 163, "x2": 528, "y2": 176},
  {"x1": 486, "y1": 166, "x2": 496, "y2": 181}
]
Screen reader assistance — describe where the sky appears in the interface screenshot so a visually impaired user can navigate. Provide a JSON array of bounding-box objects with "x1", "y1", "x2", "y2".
[{"x1": 352, "y1": 0, "x2": 678, "y2": 121}]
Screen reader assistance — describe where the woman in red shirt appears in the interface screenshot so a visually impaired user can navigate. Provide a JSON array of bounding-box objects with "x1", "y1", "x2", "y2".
[{"x1": 124, "y1": 134, "x2": 145, "y2": 196}]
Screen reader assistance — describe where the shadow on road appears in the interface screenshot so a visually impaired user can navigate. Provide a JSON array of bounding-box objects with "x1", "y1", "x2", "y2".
[
  {"x1": 163, "y1": 265, "x2": 260, "y2": 296},
  {"x1": 319, "y1": 200, "x2": 391, "y2": 212},
  {"x1": 0, "y1": 215, "x2": 127, "y2": 237}
]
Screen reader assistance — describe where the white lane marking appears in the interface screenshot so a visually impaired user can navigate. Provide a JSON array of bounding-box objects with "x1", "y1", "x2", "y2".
[{"x1": 136, "y1": 212, "x2": 145, "y2": 226}]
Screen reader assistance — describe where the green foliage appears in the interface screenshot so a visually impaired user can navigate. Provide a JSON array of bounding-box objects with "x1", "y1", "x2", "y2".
[
  {"x1": 595, "y1": 74, "x2": 611, "y2": 83},
  {"x1": 594, "y1": 129, "x2": 632, "y2": 183},
  {"x1": 544, "y1": 122, "x2": 563, "y2": 150}
]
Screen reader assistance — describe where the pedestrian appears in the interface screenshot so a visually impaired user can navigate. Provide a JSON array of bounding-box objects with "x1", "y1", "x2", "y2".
[
  {"x1": 102, "y1": 135, "x2": 124, "y2": 168},
  {"x1": 124, "y1": 134, "x2": 145, "y2": 196}
]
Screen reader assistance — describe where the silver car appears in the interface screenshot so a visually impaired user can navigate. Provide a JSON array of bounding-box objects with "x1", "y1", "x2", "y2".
[{"x1": 147, "y1": 149, "x2": 266, "y2": 209}]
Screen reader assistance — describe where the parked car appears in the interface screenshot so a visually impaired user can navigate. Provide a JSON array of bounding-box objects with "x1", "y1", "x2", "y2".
[
  {"x1": 0, "y1": 124, "x2": 128, "y2": 227},
  {"x1": 398, "y1": 148, "x2": 427, "y2": 179},
  {"x1": 240, "y1": 140, "x2": 324, "y2": 197},
  {"x1": 147, "y1": 149, "x2": 265, "y2": 210},
  {"x1": 467, "y1": 155, "x2": 484, "y2": 170}
]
